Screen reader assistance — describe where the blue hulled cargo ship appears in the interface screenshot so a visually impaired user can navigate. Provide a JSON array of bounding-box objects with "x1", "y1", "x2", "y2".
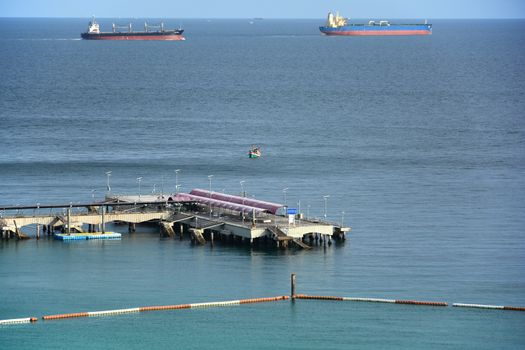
[{"x1": 320, "y1": 12, "x2": 432, "y2": 36}]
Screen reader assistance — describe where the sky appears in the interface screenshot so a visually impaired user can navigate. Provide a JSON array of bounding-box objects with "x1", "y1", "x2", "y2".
[{"x1": 1, "y1": 0, "x2": 525, "y2": 18}]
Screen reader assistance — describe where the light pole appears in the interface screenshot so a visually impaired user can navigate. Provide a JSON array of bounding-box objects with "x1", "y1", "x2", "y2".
[
  {"x1": 105, "y1": 171, "x2": 112, "y2": 195},
  {"x1": 91, "y1": 189, "x2": 96, "y2": 201},
  {"x1": 137, "y1": 177, "x2": 143, "y2": 201},
  {"x1": 240, "y1": 180, "x2": 246, "y2": 224},
  {"x1": 323, "y1": 195, "x2": 330, "y2": 220},
  {"x1": 240, "y1": 180, "x2": 245, "y2": 199},
  {"x1": 283, "y1": 188, "x2": 288, "y2": 216},
  {"x1": 175, "y1": 169, "x2": 180, "y2": 193},
  {"x1": 208, "y1": 175, "x2": 213, "y2": 219}
]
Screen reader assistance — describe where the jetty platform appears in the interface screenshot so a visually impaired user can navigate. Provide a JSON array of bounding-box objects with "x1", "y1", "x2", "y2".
[{"x1": 0, "y1": 189, "x2": 351, "y2": 249}]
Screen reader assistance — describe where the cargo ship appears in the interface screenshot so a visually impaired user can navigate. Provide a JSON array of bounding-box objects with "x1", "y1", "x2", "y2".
[
  {"x1": 81, "y1": 17, "x2": 185, "y2": 40},
  {"x1": 319, "y1": 12, "x2": 432, "y2": 36}
]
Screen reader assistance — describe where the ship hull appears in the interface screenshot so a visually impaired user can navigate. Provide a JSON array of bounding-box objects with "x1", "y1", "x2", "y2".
[
  {"x1": 320, "y1": 24, "x2": 432, "y2": 36},
  {"x1": 81, "y1": 31, "x2": 185, "y2": 41}
]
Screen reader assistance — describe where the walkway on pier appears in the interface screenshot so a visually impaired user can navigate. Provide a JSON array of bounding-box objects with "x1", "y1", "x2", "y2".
[{"x1": 1, "y1": 190, "x2": 350, "y2": 248}]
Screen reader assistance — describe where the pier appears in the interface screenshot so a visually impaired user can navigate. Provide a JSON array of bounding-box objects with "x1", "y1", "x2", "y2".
[{"x1": 0, "y1": 189, "x2": 351, "y2": 249}]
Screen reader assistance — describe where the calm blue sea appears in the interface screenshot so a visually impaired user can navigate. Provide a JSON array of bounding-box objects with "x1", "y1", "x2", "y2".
[{"x1": 1, "y1": 18, "x2": 524, "y2": 349}]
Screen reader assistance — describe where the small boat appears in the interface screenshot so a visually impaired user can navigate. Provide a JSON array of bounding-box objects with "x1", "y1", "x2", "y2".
[{"x1": 249, "y1": 146, "x2": 261, "y2": 158}]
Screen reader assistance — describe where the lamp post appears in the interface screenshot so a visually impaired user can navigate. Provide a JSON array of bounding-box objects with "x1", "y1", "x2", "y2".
[
  {"x1": 323, "y1": 195, "x2": 330, "y2": 220},
  {"x1": 240, "y1": 180, "x2": 245, "y2": 199},
  {"x1": 105, "y1": 171, "x2": 112, "y2": 195},
  {"x1": 137, "y1": 177, "x2": 143, "y2": 201},
  {"x1": 283, "y1": 188, "x2": 288, "y2": 216},
  {"x1": 208, "y1": 175, "x2": 213, "y2": 219},
  {"x1": 297, "y1": 200, "x2": 301, "y2": 223},
  {"x1": 240, "y1": 180, "x2": 245, "y2": 224},
  {"x1": 175, "y1": 169, "x2": 180, "y2": 193}
]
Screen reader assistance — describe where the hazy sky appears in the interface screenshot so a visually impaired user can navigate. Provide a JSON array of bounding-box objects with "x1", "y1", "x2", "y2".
[{"x1": 1, "y1": 0, "x2": 525, "y2": 18}]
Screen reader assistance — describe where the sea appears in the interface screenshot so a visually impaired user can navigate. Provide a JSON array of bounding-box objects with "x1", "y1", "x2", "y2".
[{"x1": 0, "y1": 18, "x2": 524, "y2": 349}]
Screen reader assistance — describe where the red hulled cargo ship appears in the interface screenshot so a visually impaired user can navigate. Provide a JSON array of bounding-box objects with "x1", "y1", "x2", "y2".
[
  {"x1": 81, "y1": 17, "x2": 185, "y2": 41},
  {"x1": 319, "y1": 12, "x2": 432, "y2": 36}
]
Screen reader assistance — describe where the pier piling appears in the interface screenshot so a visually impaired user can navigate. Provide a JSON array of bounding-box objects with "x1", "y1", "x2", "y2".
[
  {"x1": 101, "y1": 207, "x2": 105, "y2": 233},
  {"x1": 291, "y1": 273, "x2": 296, "y2": 300}
]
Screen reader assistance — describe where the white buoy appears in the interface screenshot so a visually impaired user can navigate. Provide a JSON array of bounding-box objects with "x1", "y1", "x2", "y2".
[
  {"x1": 453, "y1": 303, "x2": 504, "y2": 310},
  {"x1": 88, "y1": 307, "x2": 140, "y2": 317},
  {"x1": 0, "y1": 317, "x2": 37, "y2": 325}
]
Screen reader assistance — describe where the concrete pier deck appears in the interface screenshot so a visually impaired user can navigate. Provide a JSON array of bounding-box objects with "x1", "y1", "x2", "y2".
[{"x1": 0, "y1": 190, "x2": 351, "y2": 248}]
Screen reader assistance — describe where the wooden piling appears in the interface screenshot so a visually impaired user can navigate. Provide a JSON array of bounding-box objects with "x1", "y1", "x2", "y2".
[{"x1": 291, "y1": 273, "x2": 296, "y2": 300}]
